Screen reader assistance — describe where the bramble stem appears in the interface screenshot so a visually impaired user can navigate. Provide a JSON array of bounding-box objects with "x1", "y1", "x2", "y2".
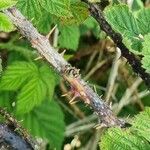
[{"x1": 4, "y1": 7, "x2": 126, "y2": 127}]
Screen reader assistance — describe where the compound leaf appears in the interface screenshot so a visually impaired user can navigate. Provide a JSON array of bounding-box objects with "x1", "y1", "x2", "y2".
[
  {"x1": 100, "y1": 127, "x2": 150, "y2": 150},
  {"x1": 131, "y1": 107, "x2": 150, "y2": 142},
  {"x1": 104, "y1": 4, "x2": 139, "y2": 39},
  {"x1": 104, "y1": 4, "x2": 144, "y2": 52},
  {"x1": 16, "y1": 76, "x2": 47, "y2": 114},
  {"x1": 20, "y1": 100, "x2": 65, "y2": 150},
  {"x1": 0, "y1": 61, "x2": 37, "y2": 90},
  {"x1": 58, "y1": 25, "x2": 80, "y2": 50}
]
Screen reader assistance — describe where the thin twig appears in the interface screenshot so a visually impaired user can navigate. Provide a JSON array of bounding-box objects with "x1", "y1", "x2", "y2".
[
  {"x1": 113, "y1": 78, "x2": 142, "y2": 114},
  {"x1": 57, "y1": 99, "x2": 80, "y2": 120},
  {"x1": 105, "y1": 48, "x2": 121, "y2": 103},
  {"x1": 65, "y1": 123, "x2": 95, "y2": 137},
  {"x1": 85, "y1": 51, "x2": 97, "y2": 73},
  {"x1": 84, "y1": 59, "x2": 107, "y2": 80},
  {"x1": 130, "y1": 90, "x2": 149, "y2": 104},
  {"x1": 52, "y1": 27, "x2": 59, "y2": 48},
  {"x1": 119, "y1": 64, "x2": 145, "y2": 110},
  {"x1": 66, "y1": 114, "x2": 97, "y2": 131},
  {"x1": 4, "y1": 7, "x2": 125, "y2": 127},
  {"x1": 129, "y1": 90, "x2": 149, "y2": 110}
]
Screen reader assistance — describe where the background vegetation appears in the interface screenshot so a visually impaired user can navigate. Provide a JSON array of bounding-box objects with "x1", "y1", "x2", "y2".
[{"x1": 0, "y1": 0, "x2": 150, "y2": 149}]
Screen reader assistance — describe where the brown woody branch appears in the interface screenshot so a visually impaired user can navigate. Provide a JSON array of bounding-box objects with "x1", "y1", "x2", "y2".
[
  {"x1": 0, "y1": 124, "x2": 33, "y2": 150},
  {"x1": 0, "y1": 107, "x2": 34, "y2": 149},
  {"x1": 3, "y1": 7, "x2": 125, "y2": 127},
  {"x1": 82, "y1": 1, "x2": 150, "y2": 89}
]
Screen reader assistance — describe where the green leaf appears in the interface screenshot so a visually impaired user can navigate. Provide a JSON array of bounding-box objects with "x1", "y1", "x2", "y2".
[
  {"x1": 0, "y1": 0, "x2": 17, "y2": 10},
  {"x1": 17, "y1": 0, "x2": 42, "y2": 20},
  {"x1": 0, "y1": 61, "x2": 57, "y2": 114},
  {"x1": 122, "y1": 37, "x2": 142, "y2": 54},
  {"x1": 100, "y1": 108, "x2": 150, "y2": 150},
  {"x1": 141, "y1": 34, "x2": 150, "y2": 56},
  {"x1": 0, "y1": 92, "x2": 12, "y2": 110},
  {"x1": 40, "y1": 0, "x2": 71, "y2": 17},
  {"x1": 0, "y1": 61, "x2": 38, "y2": 90},
  {"x1": 39, "y1": 65, "x2": 58, "y2": 98},
  {"x1": 131, "y1": 0, "x2": 144, "y2": 11},
  {"x1": 19, "y1": 100, "x2": 65, "y2": 150},
  {"x1": 104, "y1": 4, "x2": 139, "y2": 39},
  {"x1": 36, "y1": 11, "x2": 52, "y2": 34},
  {"x1": 81, "y1": 16, "x2": 101, "y2": 38},
  {"x1": 131, "y1": 107, "x2": 150, "y2": 142},
  {"x1": 0, "y1": 57, "x2": 2, "y2": 76},
  {"x1": 142, "y1": 56, "x2": 150, "y2": 73},
  {"x1": 58, "y1": 25, "x2": 80, "y2": 50},
  {"x1": 70, "y1": 2, "x2": 89, "y2": 24},
  {"x1": 136, "y1": 8, "x2": 150, "y2": 35},
  {"x1": 0, "y1": 12, "x2": 14, "y2": 32},
  {"x1": 17, "y1": 0, "x2": 58, "y2": 31},
  {"x1": 100, "y1": 127, "x2": 150, "y2": 150},
  {"x1": 104, "y1": 4, "x2": 143, "y2": 52},
  {"x1": 112, "y1": 0, "x2": 120, "y2": 4},
  {"x1": 61, "y1": 2, "x2": 89, "y2": 25},
  {"x1": 16, "y1": 76, "x2": 47, "y2": 114},
  {"x1": 122, "y1": 37, "x2": 134, "y2": 52},
  {"x1": 83, "y1": 16, "x2": 98, "y2": 30},
  {"x1": 16, "y1": 63, "x2": 57, "y2": 114},
  {"x1": 141, "y1": 34, "x2": 150, "y2": 73}
]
